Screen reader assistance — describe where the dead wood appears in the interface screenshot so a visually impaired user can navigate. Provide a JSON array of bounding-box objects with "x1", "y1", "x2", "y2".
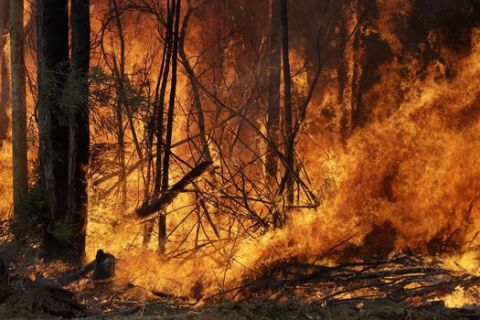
[
  {"x1": 225, "y1": 254, "x2": 480, "y2": 304},
  {"x1": 134, "y1": 161, "x2": 213, "y2": 218},
  {"x1": 59, "y1": 260, "x2": 95, "y2": 285},
  {"x1": 1, "y1": 276, "x2": 88, "y2": 318}
]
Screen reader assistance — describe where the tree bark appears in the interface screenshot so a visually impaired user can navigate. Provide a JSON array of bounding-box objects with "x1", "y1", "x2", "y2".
[
  {"x1": 67, "y1": 0, "x2": 90, "y2": 257},
  {"x1": 38, "y1": 0, "x2": 90, "y2": 258},
  {"x1": 10, "y1": 0, "x2": 29, "y2": 223},
  {"x1": 159, "y1": 0, "x2": 182, "y2": 254},
  {"x1": 265, "y1": 0, "x2": 282, "y2": 226},
  {"x1": 281, "y1": 0, "x2": 294, "y2": 206},
  {"x1": 37, "y1": 0, "x2": 70, "y2": 251},
  {"x1": 134, "y1": 161, "x2": 212, "y2": 219}
]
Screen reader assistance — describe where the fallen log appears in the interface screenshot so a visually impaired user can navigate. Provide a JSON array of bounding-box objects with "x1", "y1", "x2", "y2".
[{"x1": 133, "y1": 161, "x2": 213, "y2": 218}]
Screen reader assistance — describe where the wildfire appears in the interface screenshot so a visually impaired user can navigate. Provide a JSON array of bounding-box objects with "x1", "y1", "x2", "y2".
[{"x1": 1, "y1": 0, "x2": 480, "y2": 314}]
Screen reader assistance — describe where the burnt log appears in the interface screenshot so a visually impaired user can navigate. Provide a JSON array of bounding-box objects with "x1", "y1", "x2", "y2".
[
  {"x1": 58, "y1": 260, "x2": 94, "y2": 285},
  {"x1": 134, "y1": 161, "x2": 213, "y2": 218}
]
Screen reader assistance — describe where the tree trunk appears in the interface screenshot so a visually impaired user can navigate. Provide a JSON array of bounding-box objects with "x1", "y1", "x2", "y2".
[
  {"x1": 265, "y1": 0, "x2": 282, "y2": 227},
  {"x1": 67, "y1": 0, "x2": 90, "y2": 257},
  {"x1": 159, "y1": 0, "x2": 182, "y2": 254},
  {"x1": 37, "y1": 0, "x2": 71, "y2": 255},
  {"x1": 10, "y1": 0, "x2": 29, "y2": 223},
  {"x1": 281, "y1": 0, "x2": 294, "y2": 207}
]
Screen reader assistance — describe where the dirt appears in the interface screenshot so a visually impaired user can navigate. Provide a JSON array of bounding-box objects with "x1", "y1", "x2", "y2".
[{"x1": 46, "y1": 299, "x2": 477, "y2": 320}]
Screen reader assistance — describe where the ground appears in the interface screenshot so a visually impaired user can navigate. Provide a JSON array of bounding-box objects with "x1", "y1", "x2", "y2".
[{"x1": 1, "y1": 298, "x2": 479, "y2": 320}]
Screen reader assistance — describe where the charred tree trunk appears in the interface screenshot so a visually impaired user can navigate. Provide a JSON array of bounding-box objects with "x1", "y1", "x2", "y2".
[
  {"x1": 153, "y1": 0, "x2": 175, "y2": 197},
  {"x1": 349, "y1": 0, "x2": 363, "y2": 132},
  {"x1": 38, "y1": 0, "x2": 89, "y2": 258},
  {"x1": 38, "y1": 0, "x2": 70, "y2": 252},
  {"x1": 10, "y1": 0, "x2": 29, "y2": 223},
  {"x1": 281, "y1": 0, "x2": 294, "y2": 207},
  {"x1": 159, "y1": 0, "x2": 182, "y2": 254},
  {"x1": 338, "y1": 5, "x2": 351, "y2": 144},
  {"x1": 67, "y1": 0, "x2": 90, "y2": 257},
  {"x1": 265, "y1": 0, "x2": 282, "y2": 227}
]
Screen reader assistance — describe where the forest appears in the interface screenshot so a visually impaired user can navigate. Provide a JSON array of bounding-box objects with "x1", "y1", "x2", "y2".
[{"x1": 1, "y1": 0, "x2": 480, "y2": 319}]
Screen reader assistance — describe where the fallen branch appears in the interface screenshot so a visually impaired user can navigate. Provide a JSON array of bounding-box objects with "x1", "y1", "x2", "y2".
[
  {"x1": 59, "y1": 260, "x2": 95, "y2": 285},
  {"x1": 221, "y1": 253, "x2": 478, "y2": 304},
  {"x1": 133, "y1": 161, "x2": 213, "y2": 218}
]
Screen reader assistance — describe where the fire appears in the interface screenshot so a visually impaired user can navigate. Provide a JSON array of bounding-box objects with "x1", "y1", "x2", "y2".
[
  {"x1": 0, "y1": 33, "x2": 12, "y2": 220},
  {"x1": 1, "y1": 0, "x2": 480, "y2": 312},
  {"x1": 81, "y1": 2, "x2": 480, "y2": 303}
]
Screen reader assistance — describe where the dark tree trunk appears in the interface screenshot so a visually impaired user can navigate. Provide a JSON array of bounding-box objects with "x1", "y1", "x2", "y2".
[
  {"x1": 337, "y1": 5, "x2": 350, "y2": 144},
  {"x1": 159, "y1": 0, "x2": 182, "y2": 254},
  {"x1": 37, "y1": 0, "x2": 70, "y2": 250},
  {"x1": 266, "y1": 0, "x2": 282, "y2": 227},
  {"x1": 67, "y1": 0, "x2": 90, "y2": 257},
  {"x1": 281, "y1": 0, "x2": 294, "y2": 207},
  {"x1": 38, "y1": 0, "x2": 89, "y2": 259},
  {"x1": 10, "y1": 0, "x2": 29, "y2": 223},
  {"x1": 154, "y1": 0, "x2": 175, "y2": 197},
  {"x1": 265, "y1": 0, "x2": 281, "y2": 185}
]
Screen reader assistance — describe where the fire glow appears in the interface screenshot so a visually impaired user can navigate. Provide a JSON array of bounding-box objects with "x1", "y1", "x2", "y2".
[{"x1": 1, "y1": 0, "x2": 480, "y2": 316}]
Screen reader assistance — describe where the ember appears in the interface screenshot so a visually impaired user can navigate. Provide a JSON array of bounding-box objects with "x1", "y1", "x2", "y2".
[{"x1": 1, "y1": 0, "x2": 480, "y2": 318}]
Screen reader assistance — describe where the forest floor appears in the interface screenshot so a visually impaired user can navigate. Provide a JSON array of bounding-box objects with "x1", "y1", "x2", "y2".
[
  {"x1": 2, "y1": 298, "x2": 480, "y2": 320},
  {"x1": 1, "y1": 241, "x2": 480, "y2": 319}
]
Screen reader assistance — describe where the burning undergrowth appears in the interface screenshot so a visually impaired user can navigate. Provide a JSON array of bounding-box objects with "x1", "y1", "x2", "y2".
[
  {"x1": 77, "y1": 2, "x2": 480, "y2": 309},
  {"x1": 79, "y1": 51, "x2": 480, "y2": 302}
]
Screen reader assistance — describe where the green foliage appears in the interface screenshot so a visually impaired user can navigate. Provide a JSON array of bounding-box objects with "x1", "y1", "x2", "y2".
[
  {"x1": 46, "y1": 220, "x2": 77, "y2": 245},
  {"x1": 10, "y1": 185, "x2": 44, "y2": 241},
  {"x1": 89, "y1": 66, "x2": 115, "y2": 107},
  {"x1": 88, "y1": 65, "x2": 151, "y2": 138},
  {"x1": 10, "y1": 183, "x2": 79, "y2": 246}
]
